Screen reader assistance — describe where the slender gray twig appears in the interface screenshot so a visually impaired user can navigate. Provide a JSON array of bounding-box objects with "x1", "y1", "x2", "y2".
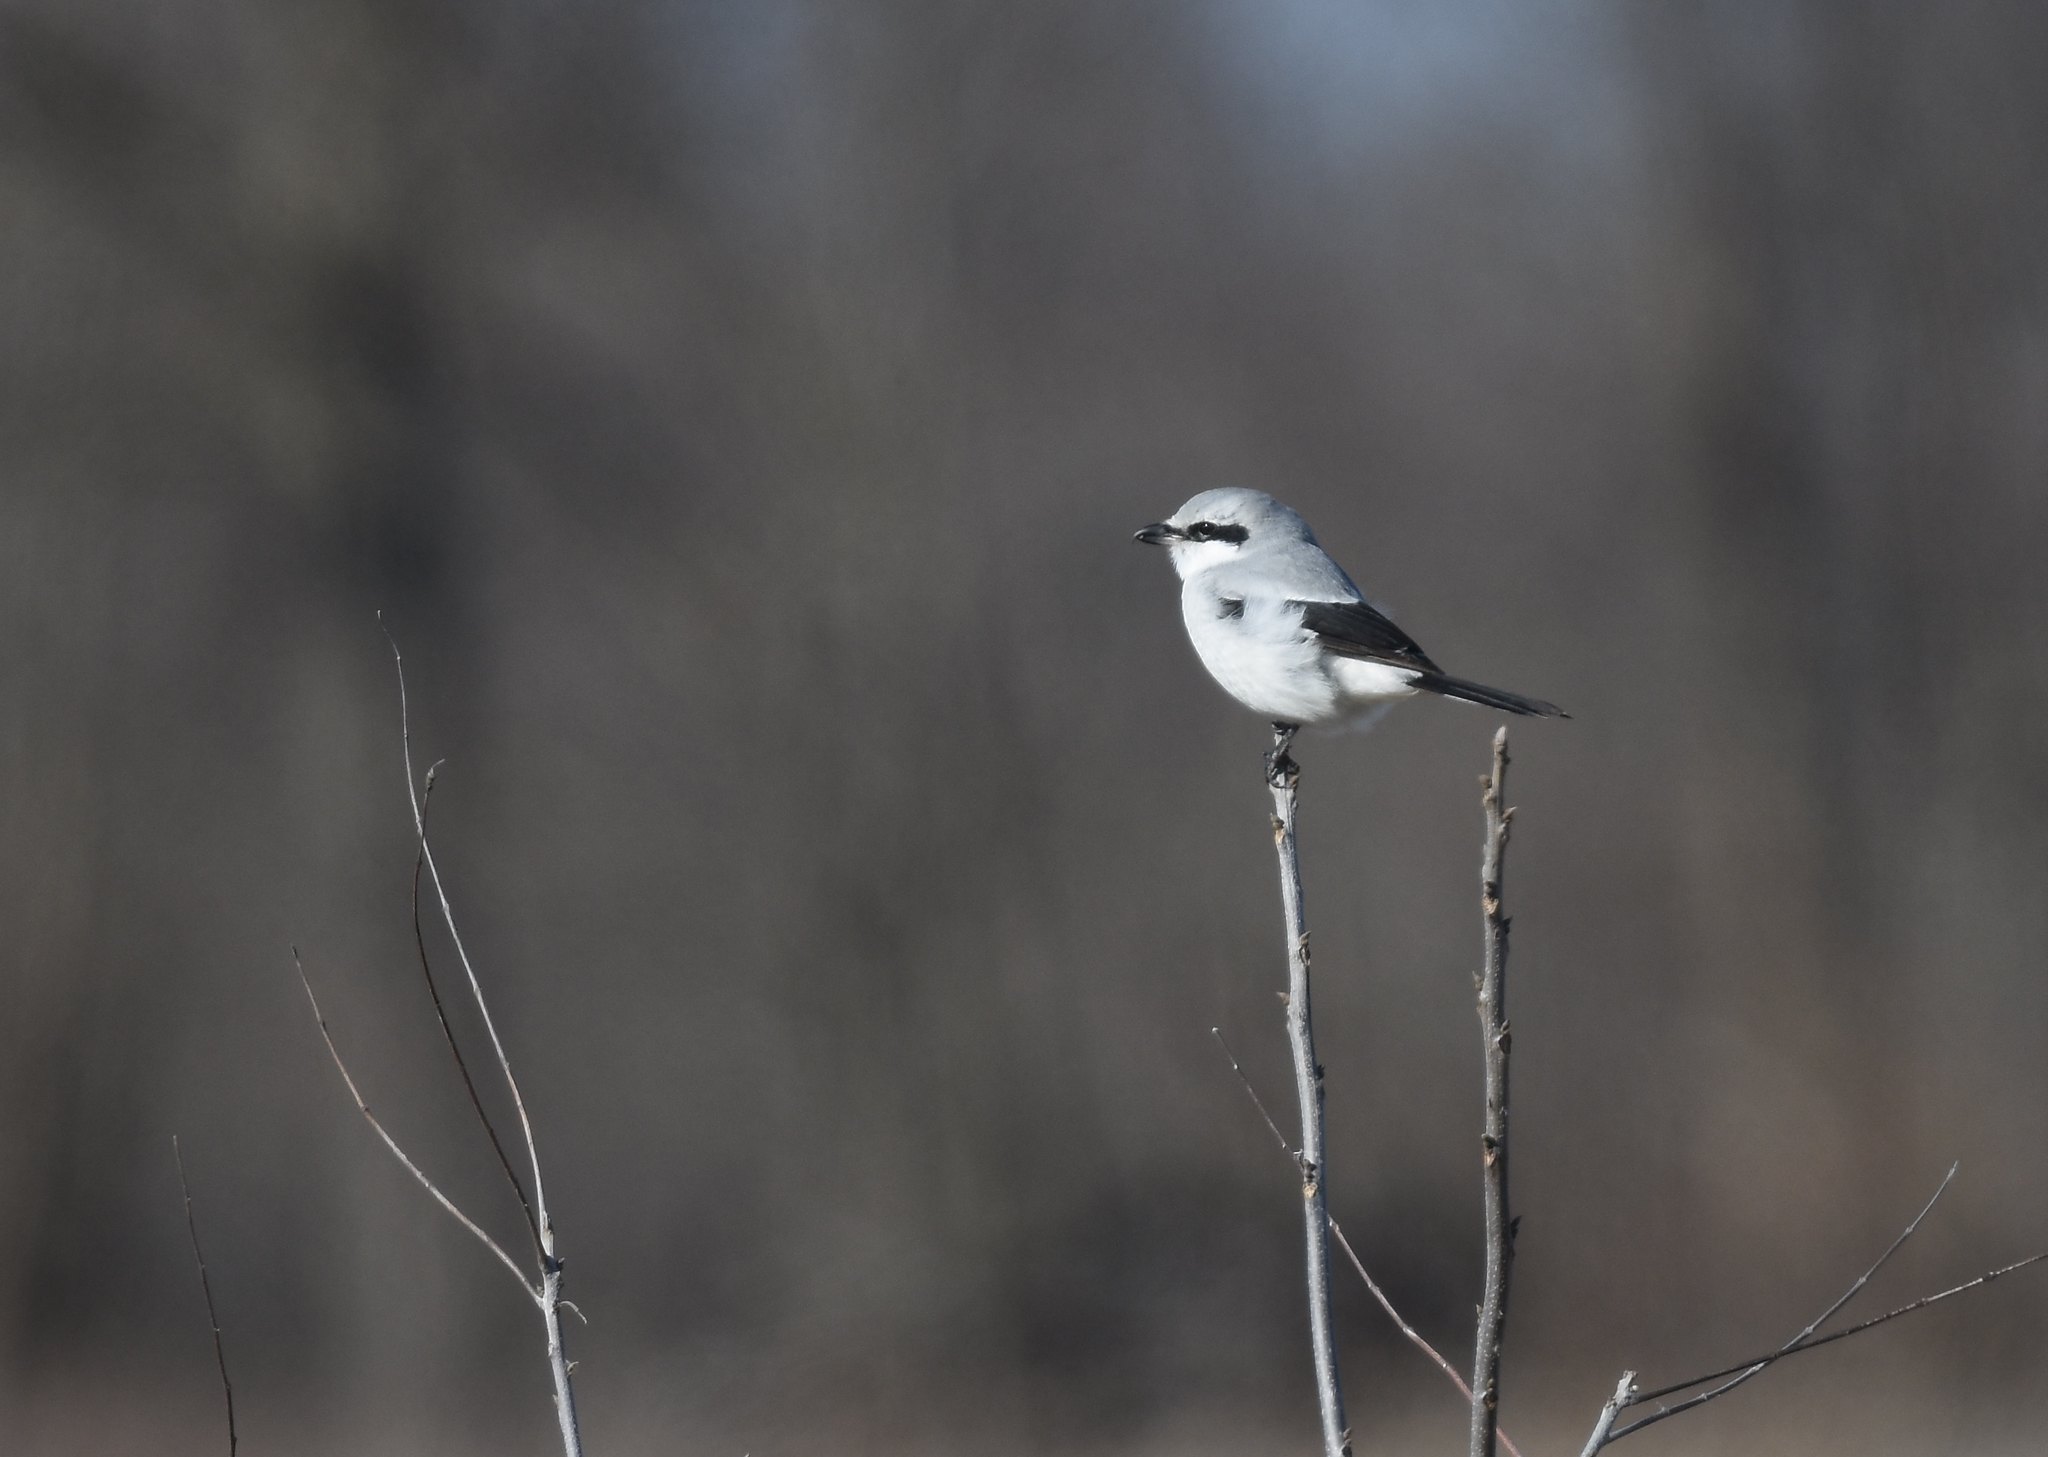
[
  {"x1": 295, "y1": 948, "x2": 539, "y2": 1298},
  {"x1": 381, "y1": 618, "x2": 554, "y2": 1245},
  {"x1": 1211, "y1": 1028, "x2": 1526, "y2": 1457},
  {"x1": 1265, "y1": 723, "x2": 1351, "y2": 1457},
  {"x1": 1327, "y1": 1228, "x2": 1527, "y2": 1457},
  {"x1": 378, "y1": 619, "x2": 583, "y2": 1457},
  {"x1": 1607, "y1": 1258, "x2": 2047, "y2": 1443},
  {"x1": 1578, "y1": 1161, "x2": 2047, "y2": 1452},
  {"x1": 1470, "y1": 727, "x2": 1515, "y2": 1457},
  {"x1": 172, "y1": 1136, "x2": 237, "y2": 1456},
  {"x1": 409, "y1": 759, "x2": 545, "y2": 1262},
  {"x1": 1589, "y1": 1255, "x2": 2048, "y2": 1450},
  {"x1": 1618, "y1": 1161, "x2": 1956, "y2": 1428},
  {"x1": 1647, "y1": 1253, "x2": 2046, "y2": 1392},
  {"x1": 1210, "y1": 1026, "x2": 1292, "y2": 1156}
]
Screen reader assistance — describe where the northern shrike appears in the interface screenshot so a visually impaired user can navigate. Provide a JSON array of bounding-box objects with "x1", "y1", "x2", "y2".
[{"x1": 1135, "y1": 488, "x2": 1566, "y2": 730}]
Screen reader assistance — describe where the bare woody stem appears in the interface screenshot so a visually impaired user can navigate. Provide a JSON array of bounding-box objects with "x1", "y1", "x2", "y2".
[
  {"x1": 543, "y1": 1259, "x2": 581, "y2": 1457},
  {"x1": 1470, "y1": 727, "x2": 1515, "y2": 1457},
  {"x1": 298, "y1": 949, "x2": 584, "y2": 1455},
  {"x1": 410, "y1": 763, "x2": 545, "y2": 1263},
  {"x1": 301, "y1": 621, "x2": 584, "y2": 1455},
  {"x1": 382, "y1": 621, "x2": 554, "y2": 1249},
  {"x1": 1211, "y1": 1027, "x2": 1527, "y2": 1457},
  {"x1": 1267, "y1": 723, "x2": 1352, "y2": 1457},
  {"x1": 172, "y1": 1136, "x2": 237, "y2": 1456},
  {"x1": 380, "y1": 621, "x2": 583, "y2": 1457},
  {"x1": 1616, "y1": 1250, "x2": 2046, "y2": 1425},
  {"x1": 1575, "y1": 1159, "x2": 2047, "y2": 1454},
  {"x1": 1576, "y1": 1373, "x2": 1637, "y2": 1457},
  {"x1": 1614, "y1": 1161, "x2": 1957, "y2": 1435},
  {"x1": 295, "y1": 949, "x2": 539, "y2": 1297}
]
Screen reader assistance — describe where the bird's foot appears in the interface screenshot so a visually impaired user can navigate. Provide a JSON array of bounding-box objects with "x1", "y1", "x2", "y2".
[{"x1": 1265, "y1": 723, "x2": 1300, "y2": 788}]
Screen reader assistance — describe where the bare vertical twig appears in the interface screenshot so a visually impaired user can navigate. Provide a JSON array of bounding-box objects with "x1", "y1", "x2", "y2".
[
  {"x1": 379, "y1": 622, "x2": 583, "y2": 1457},
  {"x1": 380, "y1": 620, "x2": 553, "y2": 1239},
  {"x1": 1266, "y1": 723, "x2": 1351, "y2": 1457},
  {"x1": 172, "y1": 1136, "x2": 237, "y2": 1456},
  {"x1": 409, "y1": 760, "x2": 544, "y2": 1263},
  {"x1": 1470, "y1": 727, "x2": 1515, "y2": 1457},
  {"x1": 300, "y1": 621, "x2": 583, "y2": 1454}
]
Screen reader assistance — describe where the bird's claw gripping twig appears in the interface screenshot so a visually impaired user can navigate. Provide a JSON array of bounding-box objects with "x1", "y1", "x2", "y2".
[{"x1": 1266, "y1": 723, "x2": 1301, "y2": 787}]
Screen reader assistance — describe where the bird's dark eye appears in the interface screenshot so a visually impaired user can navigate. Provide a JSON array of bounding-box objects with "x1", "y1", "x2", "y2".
[
  {"x1": 1184, "y1": 520, "x2": 1247, "y2": 544},
  {"x1": 1185, "y1": 521, "x2": 1216, "y2": 541}
]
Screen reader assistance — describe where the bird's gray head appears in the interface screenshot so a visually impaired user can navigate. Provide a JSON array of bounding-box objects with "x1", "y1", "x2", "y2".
[{"x1": 1133, "y1": 488, "x2": 1317, "y2": 579}]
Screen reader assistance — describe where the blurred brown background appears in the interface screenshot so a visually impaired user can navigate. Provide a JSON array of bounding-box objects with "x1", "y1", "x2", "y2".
[{"x1": 5, "y1": 3, "x2": 2047, "y2": 1453}]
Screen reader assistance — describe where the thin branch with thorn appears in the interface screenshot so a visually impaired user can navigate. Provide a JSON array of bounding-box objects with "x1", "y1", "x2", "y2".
[
  {"x1": 1264, "y1": 722, "x2": 1351, "y2": 1457},
  {"x1": 1470, "y1": 726, "x2": 1515, "y2": 1457},
  {"x1": 1211, "y1": 1028, "x2": 1527, "y2": 1457},
  {"x1": 172, "y1": 1136, "x2": 237, "y2": 1456}
]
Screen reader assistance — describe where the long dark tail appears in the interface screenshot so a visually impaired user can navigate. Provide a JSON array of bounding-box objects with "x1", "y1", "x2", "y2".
[{"x1": 1413, "y1": 671, "x2": 1569, "y2": 719}]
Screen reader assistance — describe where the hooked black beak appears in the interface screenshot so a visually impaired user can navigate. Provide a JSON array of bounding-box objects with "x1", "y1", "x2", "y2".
[{"x1": 1133, "y1": 522, "x2": 1183, "y2": 546}]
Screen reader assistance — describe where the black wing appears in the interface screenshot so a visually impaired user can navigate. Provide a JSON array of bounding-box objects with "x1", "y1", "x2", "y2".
[{"x1": 1293, "y1": 598, "x2": 1442, "y2": 674}]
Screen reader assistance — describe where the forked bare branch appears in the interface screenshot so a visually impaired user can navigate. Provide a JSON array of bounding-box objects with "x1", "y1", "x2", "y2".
[
  {"x1": 172, "y1": 1136, "x2": 238, "y2": 1456},
  {"x1": 1575, "y1": 1372, "x2": 1637, "y2": 1457},
  {"x1": 408, "y1": 759, "x2": 544, "y2": 1262},
  {"x1": 1617, "y1": 1162, "x2": 1955, "y2": 1429},
  {"x1": 1211, "y1": 1027, "x2": 1527, "y2": 1457},
  {"x1": 375, "y1": 620, "x2": 583, "y2": 1457},
  {"x1": 294, "y1": 948, "x2": 539, "y2": 1299},
  {"x1": 1607, "y1": 1257, "x2": 2048, "y2": 1444},
  {"x1": 1581, "y1": 1163, "x2": 2046, "y2": 1452},
  {"x1": 380, "y1": 617, "x2": 555, "y2": 1250}
]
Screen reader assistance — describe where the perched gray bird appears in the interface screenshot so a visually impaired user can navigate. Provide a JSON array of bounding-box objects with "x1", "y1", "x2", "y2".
[{"x1": 1135, "y1": 488, "x2": 1566, "y2": 730}]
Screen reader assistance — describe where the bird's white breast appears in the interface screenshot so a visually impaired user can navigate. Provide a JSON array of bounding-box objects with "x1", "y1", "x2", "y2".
[{"x1": 1178, "y1": 585, "x2": 1421, "y2": 727}]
